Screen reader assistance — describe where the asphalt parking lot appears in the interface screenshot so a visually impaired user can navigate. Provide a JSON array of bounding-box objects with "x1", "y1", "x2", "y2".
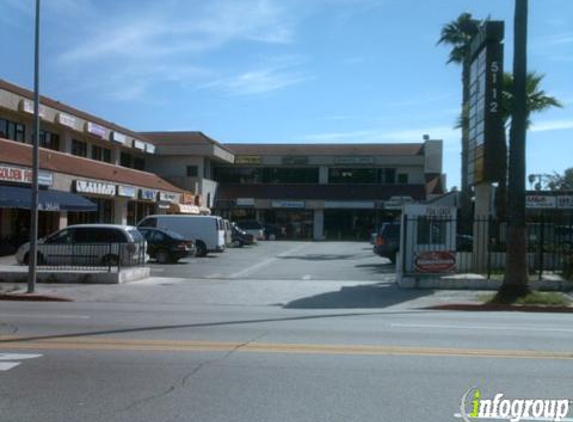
[{"x1": 147, "y1": 240, "x2": 396, "y2": 281}]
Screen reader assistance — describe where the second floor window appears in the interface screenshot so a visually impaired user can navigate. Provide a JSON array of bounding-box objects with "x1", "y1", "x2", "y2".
[
  {"x1": 92, "y1": 145, "x2": 111, "y2": 163},
  {"x1": 71, "y1": 139, "x2": 87, "y2": 157},
  {"x1": 187, "y1": 165, "x2": 198, "y2": 177},
  {"x1": 0, "y1": 118, "x2": 25, "y2": 143},
  {"x1": 39, "y1": 130, "x2": 60, "y2": 151}
]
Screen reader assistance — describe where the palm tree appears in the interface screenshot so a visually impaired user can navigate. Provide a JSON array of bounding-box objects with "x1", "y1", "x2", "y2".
[
  {"x1": 494, "y1": 72, "x2": 563, "y2": 220},
  {"x1": 438, "y1": 13, "x2": 481, "y2": 230}
]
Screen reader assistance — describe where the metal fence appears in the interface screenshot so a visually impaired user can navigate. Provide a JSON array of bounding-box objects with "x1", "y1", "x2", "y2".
[
  {"x1": 402, "y1": 215, "x2": 573, "y2": 279},
  {"x1": 34, "y1": 241, "x2": 147, "y2": 272}
]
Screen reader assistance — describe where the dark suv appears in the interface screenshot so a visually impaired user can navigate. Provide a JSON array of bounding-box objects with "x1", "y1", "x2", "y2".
[{"x1": 373, "y1": 222, "x2": 401, "y2": 263}]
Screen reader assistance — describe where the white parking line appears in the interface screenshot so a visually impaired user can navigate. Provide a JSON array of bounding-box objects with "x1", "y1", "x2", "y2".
[
  {"x1": 0, "y1": 353, "x2": 42, "y2": 371},
  {"x1": 229, "y1": 243, "x2": 310, "y2": 279}
]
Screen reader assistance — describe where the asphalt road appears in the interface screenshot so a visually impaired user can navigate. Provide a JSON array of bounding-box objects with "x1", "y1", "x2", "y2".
[{"x1": 1, "y1": 242, "x2": 572, "y2": 422}]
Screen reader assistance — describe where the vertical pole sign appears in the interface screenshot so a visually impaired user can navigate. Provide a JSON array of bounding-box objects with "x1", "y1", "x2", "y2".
[{"x1": 467, "y1": 21, "x2": 505, "y2": 185}]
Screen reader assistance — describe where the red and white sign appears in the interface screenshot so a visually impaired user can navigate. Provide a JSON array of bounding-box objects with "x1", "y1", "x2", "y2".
[
  {"x1": 414, "y1": 250, "x2": 456, "y2": 273},
  {"x1": 0, "y1": 165, "x2": 52, "y2": 186}
]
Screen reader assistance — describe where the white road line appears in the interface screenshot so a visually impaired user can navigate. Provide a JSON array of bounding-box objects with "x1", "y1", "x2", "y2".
[
  {"x1": 0, "y1": 353, "x2": 43, "y2": 372},
  {"x1": 0, "y1": 314, "x2": 90, "y2": 320},
  {"x1": 391, "y1": 323, "x2": 573, "y2": 334},
  {"x1": 302, "y1": 275, "x2": 312, "y2": 280},
  {"x1": 229, "y1": 243, "x2": 310, "y2": 279}
]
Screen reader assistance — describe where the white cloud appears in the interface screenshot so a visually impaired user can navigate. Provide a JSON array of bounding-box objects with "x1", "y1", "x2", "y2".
[
  {"x1": 530, "y1": 119, "x2": 573, "y2": 133},
  {"x1": 299, "y1": 125, "x2": 459, "y2": 144},
  {"x1": 204, "y1": 67, "x2": 310, "y2": 96}
]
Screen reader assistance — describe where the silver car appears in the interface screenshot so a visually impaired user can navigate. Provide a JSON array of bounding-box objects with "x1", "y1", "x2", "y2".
[{"x1": 16, "y1": 224, "x2": 147, "y2": 267}]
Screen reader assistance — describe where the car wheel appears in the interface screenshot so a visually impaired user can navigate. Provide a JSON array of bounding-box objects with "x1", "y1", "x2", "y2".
[
  {"x1": 23, "y1": 253, "x2": 44, "y2": 266},
  {"x1": 232, "y1": 239, "x2": 243, "y2": 248},
  {"x1": 268, "y1": 233, "x2": 276, "y2": 241},
  {"x1": 196, "y1": 241, "x2": 207, "y2": 257},
  {"x1": 155, "y1": 249, "x2": 171, "y2": 264},
  {"x1": 101, "y1": 254, "x2": 119, "y2": 267}
]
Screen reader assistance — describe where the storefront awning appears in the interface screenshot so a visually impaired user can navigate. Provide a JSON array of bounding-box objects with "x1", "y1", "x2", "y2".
[
  {"x1": 168, "y1": 203, "x2": 200, "y2": 214},
  {"x1": 0, "y1": 185, "x2": 97, "y2": 211}
]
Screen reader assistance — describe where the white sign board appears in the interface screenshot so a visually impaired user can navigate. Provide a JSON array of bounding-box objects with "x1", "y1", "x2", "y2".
[
  {"x1": 236, "y1": 198, "x2": 255, "y2": 206},
  {"x1": 75, "y1": 180, "x2": 116, "y2": 196},
  {"x1": 526, "y1": 195, "x2": 557, "y2": 209}
]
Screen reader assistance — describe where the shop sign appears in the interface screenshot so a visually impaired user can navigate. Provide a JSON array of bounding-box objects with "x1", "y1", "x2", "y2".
[
  {"x1": 324, "y1": 201, "x2": 374, "y2": 209},
  {"x1": 158, "y1": 192, "x2": 179, "y2": 203},
  {"x1": 181, "y1": 192, "x2": 195, "y2": 205},
  {"x1": 236, "y1": 198, "x2": 255, "y2": 206},
  {"x1": 111, "y1": 131, "x2": 127, "y2": 145},
  {"x1": 235, "y1": 155, "x2": 262, "y2": 165},
  {"x1": 556, "y1": 196, "x2": 573, "y2": 209},
  {"x1": 56, "y1": 112, "x2": 77, "y2": 129},
  {"x1": 272, "y1": 200, "x2": 305, "y2": 209},
  {"x1": 75, "y1": 180, "x2": 116, "y2": 196},
  {"x1": 117, "y1": 185, "x2": 137, "y2": 198},
  {"x1": 414, "y1": 251, "x2": 456, "y2": 273},
  {"x1": 133, "y1": 140, "x2": 146, "y2": 151},
  {"x1": 85, "y1": 122, "x2": 106, "y2": 138},
  {"x1": 145, "y1": 143, "x2": 156, "y2": 154},
  {"x1": 0, "y1": 165, "x2": 52, "y2": 186},
  {"x1": 19, "y1": 99, "x2": 46, "y2": 118},
  {"x1": 333, "y1": 156, "x2": 374, "y2": 165},
  {"x1": 281, "y1": 156, "x2": 308, "y2": 165},
  {"x1": 384, "y1": 196, "x2": 414, "y2": 210},
  {"x1": 139, "y1": 189, "x2": 156, "y2": 201},
  {"x1": 526, "y1": 195, "x2": 556, "y2": 209}
]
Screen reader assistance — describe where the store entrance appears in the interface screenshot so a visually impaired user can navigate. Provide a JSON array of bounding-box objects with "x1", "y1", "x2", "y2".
[
  {"x1": 324, "y1": 209, "x2": 377, "y2": 241},
  {"x1": 263, "y1": 209, "x2": 313, "y2": 240}
]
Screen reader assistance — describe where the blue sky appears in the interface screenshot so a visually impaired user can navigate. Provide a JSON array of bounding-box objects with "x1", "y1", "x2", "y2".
[{"x1": 1, "y1": 0, "x2": 572, "y2": 189}]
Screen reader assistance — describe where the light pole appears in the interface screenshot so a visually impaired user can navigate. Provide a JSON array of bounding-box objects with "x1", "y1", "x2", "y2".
[{"x1": 28, "y1": 0, "x2": 41, "y2": 294}]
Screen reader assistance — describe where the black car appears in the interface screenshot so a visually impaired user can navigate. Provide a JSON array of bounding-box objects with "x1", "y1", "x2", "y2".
[
  {"x1": 138, "y1": 228, "x2": 195, "y2": 263},
  {"x1": 263, "y1": 223, "x2": 286, "y2": 240},
  {"x1": 373, "y1": 222, "x2": 401, "y2": 263},
  {"x1": 231, "y1": 224, "x2": 255, "y2": 247}
]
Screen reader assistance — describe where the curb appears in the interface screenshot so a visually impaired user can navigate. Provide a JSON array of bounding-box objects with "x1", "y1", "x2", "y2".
[
  {"x1": 425, "y1": 303, "x2": 573, "y2": 313},
  {"x1": 0, "y1": 293, "x2": 73, "y2": 302}
]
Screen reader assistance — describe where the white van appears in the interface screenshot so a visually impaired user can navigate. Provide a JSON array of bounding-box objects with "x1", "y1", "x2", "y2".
[{"x1": 137, "y1": 215, "x2": 225, "y2": 257}]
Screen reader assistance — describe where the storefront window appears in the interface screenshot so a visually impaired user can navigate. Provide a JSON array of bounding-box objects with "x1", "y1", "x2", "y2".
[
  {"x1": 127, "y1": 201, "x2": 155, "y2": 226},
  {"x1": 328, "y1": 168, "x2": 378, "y2": 184}
]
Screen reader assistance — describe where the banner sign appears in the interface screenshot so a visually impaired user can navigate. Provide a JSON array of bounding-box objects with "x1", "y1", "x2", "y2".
[
  {"x1": 139, "y1": 189, "x2": 156, "y2": 201},
  {"x1": 414, "y1": 251, "x2": 456, "y2": 273},
  {"x1": 271, "y1": 200, "x2": 305, "y2": 208},
  {"x1": 56, "y1": 113, "x2": 77, "y2": 129},
  {"x1": 111, "y1": 132, "x2": 127, "y2": 145}
]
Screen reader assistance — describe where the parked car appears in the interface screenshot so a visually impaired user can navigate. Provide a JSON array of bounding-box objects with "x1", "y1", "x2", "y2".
[
  {"x1": 137, "y1": 215, "x2": 225, "y2": 257},
  {"x1": 231, "y1": 224, "x2": 255, "y2": 247},
  {"x1": 237, "y1": 220, "x2": 265, "y2": 240},
  {"x1": 137, "y1": 227, "x2": 195, "y2": 263},
  {"x1": 16, "y1": 224, "x2": 147, "y2": 267},
  {"x1": 263, "y1": 223, "x2": 286, "y2": 240},
  {"x1": 373, "y1": 222, "x2": 401, "y2": 263},
  {"x1": 223, "y1": 219, "x2": 233, "y2": 247}
]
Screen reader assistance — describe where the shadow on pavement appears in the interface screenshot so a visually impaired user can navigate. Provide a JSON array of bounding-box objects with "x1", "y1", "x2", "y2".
[
  {"x1": 278, "y1": 254, "x2": 360, "y2": 261},
  {"x1": 284, "y1": 283, "x2": 433, "y2": 309},
  {"x1": 353, "y1": 262, "x2": 396, "y2": 274}
]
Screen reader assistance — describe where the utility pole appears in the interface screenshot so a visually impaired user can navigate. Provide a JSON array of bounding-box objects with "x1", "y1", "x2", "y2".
[
  {"x1": 500, "y1": 0, "x2": 529, "y2": 300},
  {"x1": 28, "y1": 0, "x2": 41, "y2": 294}
]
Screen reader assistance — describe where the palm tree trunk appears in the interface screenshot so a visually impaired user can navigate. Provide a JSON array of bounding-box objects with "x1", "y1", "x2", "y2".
[
  {"x1": 459, "y1": 62, "x2": 472, "y2": 233},
  {"x1": 498, "y1": 0, "x2": 530, "y2": 301}
]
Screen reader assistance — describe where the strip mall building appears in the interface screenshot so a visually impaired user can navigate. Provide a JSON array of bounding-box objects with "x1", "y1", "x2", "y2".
[{"x1": 0, "y1": 79, "x2": 446, "y2": 244}]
